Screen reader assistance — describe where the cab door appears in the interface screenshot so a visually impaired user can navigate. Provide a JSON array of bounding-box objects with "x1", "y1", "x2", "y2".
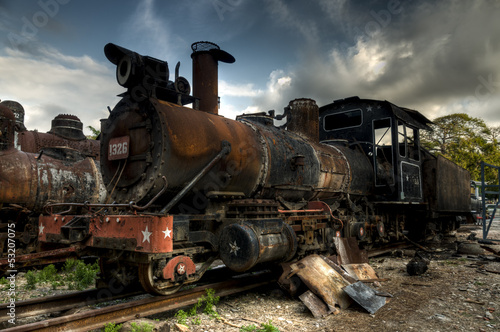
[{"x1": 397, "y1": 121, "x2": 422, "y2": 201}]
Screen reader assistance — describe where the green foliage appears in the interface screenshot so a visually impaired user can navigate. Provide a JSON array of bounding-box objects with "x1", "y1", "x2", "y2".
[
  {"x1": 86, "y1": 125, "x2": 100, "y2": 140},
  {"x1": 64, "y1": 259, "x2": 99, "y2": 290},
  {"x1": 174, "y1": 288, "x2": 221, "y2": 325},
  {"x1": 202, "y1": 288, "x2": 220, "y2": 317},
  {"x1": 103, "y1": 322, "x2": 122, "y2": 332},
  {"x1": 23, "y1": 259, "x2": 99, "y2": 291},
  {"x1": 420, "y1": 113, "x2": 500, "y2": 183},
  {"x1": 25, "y1": 270, "x2": 37, "y2": 290},
  {"x1": 39, "y1": 264, "x2": 59, "y2": 282},
  {"x1": 240, "y1": 321, "x2": 280, "y2": 332},
  {"x1": 130, "y1": 322, "x2": 154, "y2": 332},
  {"x1": 174, "y1": 309, "x2": 188, "y2": 325}
]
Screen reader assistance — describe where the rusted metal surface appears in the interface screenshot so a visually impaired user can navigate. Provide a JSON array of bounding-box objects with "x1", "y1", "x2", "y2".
[
  {"x1": 219, "y1": 218, "x2": 297, "y2": 272},
  {"x1": 0, "y1": 147, "x2": 105, "y2": 212},
  {"x1": 0, "y1": 247, "x2": 76, "y2": 272},
  {"x1": 333, "y1": 237, "x2": 368, "y2": 265},
  {"x1": 285, "y1": 98, "x2": 319, "y2": 143},
  {"x1": 191, "y1": 41, "x2": 235, "y2": 114},
  {"x1": 16, "y1": 113, "x2": 100, "y2": 159},
  {"x1": 0, "y1": 286, "x2": 142, "y2": 324},
  {"x1": 290, "y1": 254, "x2": 352, "y2": 310},
  {"x1": 1, "y1": 272, "x2": 274, "y2": 332},
  {"x1": 162, "y1": 255, "x2": 196, "y2": 280},
  {"x1": 422, "y1": 154, "x2": 471, "y2": 213},
  {"x1": 343, "y1": 281, "x2": 387, "y2": 314},
  {"x1": 0, "y1": 105, "x2": 16, "y2": 151},
  {"x1": 0, "y1": 100, "x2": 24, "y2": 129},
  {"x1": 39, "y1": 214, "x2": 173, "y2": 254},
  {"x1": 100, "y1": 96, "x2": 264, "y2": 206},
  {"x1": 342, "y1": 263, "x2": 379, "y2": 281}
]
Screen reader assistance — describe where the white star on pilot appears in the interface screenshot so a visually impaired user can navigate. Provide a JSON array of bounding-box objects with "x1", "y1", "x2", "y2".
[
  {"x1": 178, "y1": 264, "x2": 186, "y2": 274},
  {"x1": 142, "y1": 226, "x2": 153, "y2": 243},
  {"x1": 39, "y1": 223, "x2": 45, "y2": 234},
  {"x1": 162, "y1": 227, "x2": 172, "y2": 239},
  {"x1": 229, "y1": 240, "x2": 240, "y2": 256}
]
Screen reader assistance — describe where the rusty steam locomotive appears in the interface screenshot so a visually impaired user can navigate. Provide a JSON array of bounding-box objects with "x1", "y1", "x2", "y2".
[
  {"x1": 0, "y1": 101, "x2": 104, "y2": 260},
  {"x1": 39, "y1": 42, "x2": 471, "y2": 295}
]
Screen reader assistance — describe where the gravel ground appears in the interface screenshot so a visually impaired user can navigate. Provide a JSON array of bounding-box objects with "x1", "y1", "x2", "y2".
[{"x1": 3, "y1": 222, "x2": 500, "y2": 332}]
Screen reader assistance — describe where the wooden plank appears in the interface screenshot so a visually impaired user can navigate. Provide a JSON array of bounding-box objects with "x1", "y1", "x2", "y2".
[
  {"x1": 291, "y1": 254, "x2": 352, "y2": 310},
  {"x1": 334, "y1": 237, "x2": 368, "y2": 264},
  {"x1": 342, "y1": 263, "x2": 379, "y2": 281},
  {"x1": 298, "y1": 290, "x2": 330, "y2": 318}
]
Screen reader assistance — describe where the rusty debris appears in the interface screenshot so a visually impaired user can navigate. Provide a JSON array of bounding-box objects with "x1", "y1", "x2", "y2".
[
  {"x1": 280, "y1": 253, "x2": 389, "y2": 316},
  {"x1": 343, "y1": 281, "x2": 387, "y2": 314}
]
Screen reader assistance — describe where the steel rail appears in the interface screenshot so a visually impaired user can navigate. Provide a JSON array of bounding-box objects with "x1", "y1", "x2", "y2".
[
  {"x1": 2, "y1": 272, "x2": 275, "y2": 332},
  {"x1": 0, "y1": 287, "x2": 143, "y2": 323}
]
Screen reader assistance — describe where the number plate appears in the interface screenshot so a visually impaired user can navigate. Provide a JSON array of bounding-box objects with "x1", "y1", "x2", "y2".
[{"x1": 108, "y1": 136, "x2": 130, "y2": 160}]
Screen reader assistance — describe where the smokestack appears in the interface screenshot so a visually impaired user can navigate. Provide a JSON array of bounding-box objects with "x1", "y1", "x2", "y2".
[
  {"x1": 0, "y1": 104, "x2": 15, "y2": 151},
  {"x1": 286, "y1": 99, "x2": 319, "y2": 143},
  {"x1": 191, "y1": 41, "x2": 235, "y2": 115}
]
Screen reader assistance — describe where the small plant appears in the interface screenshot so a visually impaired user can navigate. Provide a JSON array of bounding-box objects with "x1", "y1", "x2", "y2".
[
  {"x1": 39, "y1": 264, "x2": 59, "y2": 283},
  {"x1": 174, "y1": 288, "x2": 221, "y2": 324},
  {"x1": 130, "y1": 321, "x2": 154, "y2": 332},
  {"x1": 240, "y1": 321, "x2": 280, "y2": 332},
  {"x1": 103, "y1": 322, "x2": 122, "y2": 332},
  {"x1": 240, "y1": 324, "x2": 258, "y2": 332},
  {"x1": 64, "y1": 258, "x2": 79, "y2": 272},
  {"x1": 66, "y1": 259, "x2": 100, "y2": 290},
  {"x1": 25, "y1": 270, "x2": 37, "y2": 290},
  {"x1": 202, "y1": 288, "x2": 220, "y2": 317},
  {"x1": 174, "y1": 309, "x2": 188, "y2": 325},
  {"x1": 0, "y1": 277, "x2": 8, "y2": 290}
]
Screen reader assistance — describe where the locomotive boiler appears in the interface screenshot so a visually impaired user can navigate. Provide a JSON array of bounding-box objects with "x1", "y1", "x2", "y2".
[
  {"x1": 0, "y1": 102, "x2": 105, "y2": 258},
  {"x1": 39, "y1": 42, "x2": 471, "y2": 295}
]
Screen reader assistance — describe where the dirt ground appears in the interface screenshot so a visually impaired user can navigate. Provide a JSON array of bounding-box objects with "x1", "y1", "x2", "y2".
[
  {"x1": 149, "y1": 224, "x2": 500, "y2": 332},
  {"x1": 3, "y1": 223, "x2": 500, "y2": 332}
]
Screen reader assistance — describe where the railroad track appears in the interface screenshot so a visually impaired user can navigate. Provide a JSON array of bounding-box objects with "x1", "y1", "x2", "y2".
[
  {"x1": 0, "y1": 271, "x2": 275, "y2": 332},
  {"x1": 0, "y1": 286, "x2": 144, "y2": 325}
]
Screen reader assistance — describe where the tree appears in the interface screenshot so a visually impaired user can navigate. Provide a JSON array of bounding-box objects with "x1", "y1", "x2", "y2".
[
  {"x1": 420, "y1": 113, "x2": 500, "y2": 183},
  {"x1": 86, "y1": 125, "x2": 100, "y2": 140}
]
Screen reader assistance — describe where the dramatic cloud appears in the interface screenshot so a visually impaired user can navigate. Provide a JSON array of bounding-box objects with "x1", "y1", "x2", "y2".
[
  {"x1": 0, "y1": 45, "x2": 122, "y2": 134},
  {"x1": 236, "y1": 1, "x2": 500, "y2": 126}
]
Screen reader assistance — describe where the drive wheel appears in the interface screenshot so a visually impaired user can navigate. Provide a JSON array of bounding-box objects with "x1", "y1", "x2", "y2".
[{"x1": 138, "y1": 262, "x2": 183, "y2": 296}]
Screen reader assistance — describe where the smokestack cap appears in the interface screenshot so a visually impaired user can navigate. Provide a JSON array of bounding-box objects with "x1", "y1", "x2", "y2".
[{"x1": 191, "y1": 41, "x2": 235, "y2": 63}]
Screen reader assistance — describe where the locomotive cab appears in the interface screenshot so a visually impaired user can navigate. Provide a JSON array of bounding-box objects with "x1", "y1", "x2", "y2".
[{"x1": 319, "y1": 97, "x2": 432, "y2": 202}]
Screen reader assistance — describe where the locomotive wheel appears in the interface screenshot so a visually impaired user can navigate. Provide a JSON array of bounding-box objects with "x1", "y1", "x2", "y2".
[{"x1": 138, "y1": 263, "x2": 183, "y2": 296}]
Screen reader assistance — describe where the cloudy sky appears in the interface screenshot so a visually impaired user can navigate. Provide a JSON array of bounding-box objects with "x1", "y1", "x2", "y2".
[{"x1": 1, "y1": 0, "x2": 499, "y2": 134}]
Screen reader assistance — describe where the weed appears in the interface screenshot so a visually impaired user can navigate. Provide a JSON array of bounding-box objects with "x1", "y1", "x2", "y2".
[
  {"x1": 202, "y1": 288, "x2": 220, "y2": 318},
  {"x1": 66, "y1": 259, "x2": 100, "y2": 290},
  {"x1": 39, "y1": 264, "x2": 59, "y2": 283},
  {"x1": 174, "y1": 288, "x2": 221, "y2": 324},
  {"x1": 0, "y1": 277, "x2": 8, "y2": 290},
  {"x1": 25, "y1": 270, "x2": 37, "y2": 290},
  {"x1": 240, "y1": 324, "x2": 258, "y2": 331},
  {"x1": 23, "y1": 259, "x2": 100, "y2": 291},
  {"x1": 103, "y1": 322, "x2": 122, "y2": 332},
  {"x1": 240, "y1": 321, "x2": 280, "y2": 332},
  {"x1": 174, "y1": 309, "x2": 188, "y2": 325}
]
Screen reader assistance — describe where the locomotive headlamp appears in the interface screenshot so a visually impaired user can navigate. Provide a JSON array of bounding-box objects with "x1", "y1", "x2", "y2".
[{"x1": 104, "y1": 43, "x2": 169, "y2": 90}]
